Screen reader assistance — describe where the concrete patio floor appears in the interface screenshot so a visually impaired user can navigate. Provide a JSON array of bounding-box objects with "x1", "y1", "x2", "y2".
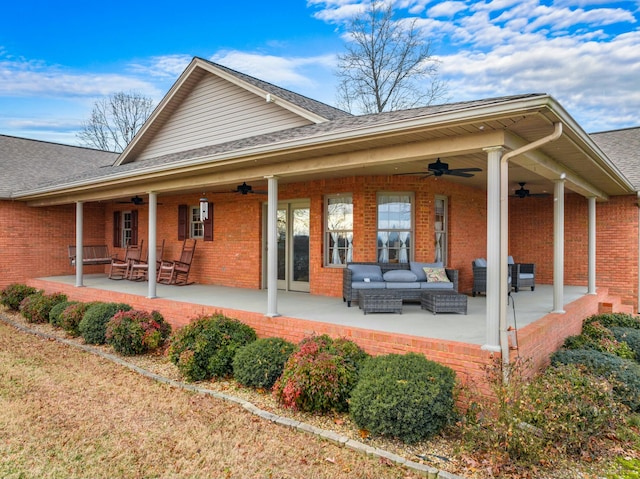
[{"x1": 42, "y1": 275, "x2": 588, "y2": 346}]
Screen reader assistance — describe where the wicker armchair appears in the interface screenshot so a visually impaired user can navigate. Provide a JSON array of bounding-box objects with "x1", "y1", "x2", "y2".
[
  {"x1": 508, "y1": 256, "x2": 536, "y2": 292},
  {"x1": 471, "y1": 259, "x2": 487, "y2": 297}
]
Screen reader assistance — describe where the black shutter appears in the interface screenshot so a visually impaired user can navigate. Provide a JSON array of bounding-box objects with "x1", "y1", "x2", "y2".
[
  {"x1": 113, "y1": 211, "x2": 121, "y2": 247},
  {"x1": 204, "y1": 202, "x2": 213, "y2": 241},
  {"x1": 178, "y1": 204, "x2": 188, "y2": 240},
  {"x1": 131, "y1": 210, "x2": 139, "y2": 245}
]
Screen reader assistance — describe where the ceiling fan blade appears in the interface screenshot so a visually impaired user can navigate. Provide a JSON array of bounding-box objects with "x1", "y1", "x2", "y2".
[
  {"x1": 450, "y1": 167, "x2": 482, "y2": 173},
  {"x1": 445, "y1": 171, "x2": 475, "y2": 178}
]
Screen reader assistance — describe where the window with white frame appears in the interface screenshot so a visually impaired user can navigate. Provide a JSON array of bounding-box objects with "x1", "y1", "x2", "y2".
[
  {"x1": 325, "y1": 194, "x2": 353, "y2": 266},
  {"x1": 434, "y1": 196, "x2": 448, "y2": 264},
  {"x1": 190, "y1": 206, "x2": 204, "y2": 239},
  {"x1": 377, "y1": 193, "x2": 412, "y2": 263}
]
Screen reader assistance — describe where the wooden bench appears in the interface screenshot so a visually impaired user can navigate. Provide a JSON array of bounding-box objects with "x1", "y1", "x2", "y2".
[{"x1": 68, "y1": 245, "x2": 114, "y2": 266}]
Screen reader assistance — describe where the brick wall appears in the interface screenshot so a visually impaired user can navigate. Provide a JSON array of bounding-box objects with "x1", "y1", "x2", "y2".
[
  {"x1": 0, "y1": 201, "x2": 106, "y2": 289},
  {"x1": 509, "y1": 193, "x2": 638, "y2": 309}
]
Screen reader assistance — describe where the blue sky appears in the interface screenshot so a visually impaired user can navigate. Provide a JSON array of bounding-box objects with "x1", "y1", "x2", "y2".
[{"x1": 1, "y1": 0, "x2": 638, "y2": 146}]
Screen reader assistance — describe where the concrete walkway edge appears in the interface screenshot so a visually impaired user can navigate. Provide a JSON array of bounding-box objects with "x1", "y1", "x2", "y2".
[{"x1": 1, "y1": 314, "x2": 464, "y2": 479}]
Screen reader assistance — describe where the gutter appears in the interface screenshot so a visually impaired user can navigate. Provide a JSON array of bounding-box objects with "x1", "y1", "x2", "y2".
[{"x1": 499, "y1": 122, "x2": 564, "y2": 374}]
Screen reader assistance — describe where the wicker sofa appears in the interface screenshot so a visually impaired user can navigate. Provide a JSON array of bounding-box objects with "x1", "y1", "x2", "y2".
[{"x1": 343, "y1": 261, "x2": 459, "y2": 307}]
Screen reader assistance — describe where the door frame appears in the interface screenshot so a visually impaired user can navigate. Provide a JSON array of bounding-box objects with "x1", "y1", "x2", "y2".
[{"x1": 262, "y1": 199, "x2": 310, "y2": 292}]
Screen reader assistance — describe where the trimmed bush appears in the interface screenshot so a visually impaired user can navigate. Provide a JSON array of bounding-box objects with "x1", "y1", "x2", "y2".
[
  {"x1": 522, "y1": 363, "x2": 626, "y2": 456},
  {"x1": 168, "y1": 314, "x2": 257, "y2": 382},
  {"x1": 584, "y1": 313, "x2": 640, "y2": 330},
  {"x1": 59, "y1": 302, "x2": 91, "y2": 336},
  {"x1": 79, "y1": 302, "x2": 132, "y2": 345},
  {"x1": 349, "y1": 353, "x2": 456, "y2": 443},
  {"x1": 551, "y1": 348, "x2": 640, "y2": 411},
  {"x1": 0, "y1": 283, "x2": 38, "y2": 311},
  {"x1": 19, "y1": 292, "x2": 67, "y2": 323},
  {"x1": 563, "y1": 321, "x2": 635, "y2": 359},
  {"x1": 611, "y1": 327, "x2": 640, "y2": 362},
  {"x1": 233, "y1": 337, "x2": 296, "y2": 389},
  {"x1": 49, "y1": 300, "x2": 77, "y2": 327},
  {"x1": 273, "y1": 335, "x2": 368, "y2": 413},
  {"x1": 106, "y1": 309, "x2": 171, "y2": 356}
]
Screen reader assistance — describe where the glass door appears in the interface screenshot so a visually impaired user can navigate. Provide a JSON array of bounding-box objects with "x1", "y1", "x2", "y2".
[{"x1": 269, "y1": 201, "x2": 310, "y2": 292}]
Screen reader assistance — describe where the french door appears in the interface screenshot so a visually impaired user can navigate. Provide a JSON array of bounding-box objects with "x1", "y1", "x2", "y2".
[{"x1": 264, "y1": 200, "x2": 310, "y2": 292}]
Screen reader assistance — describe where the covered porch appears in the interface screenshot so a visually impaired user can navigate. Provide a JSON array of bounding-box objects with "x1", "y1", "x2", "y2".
[{"x1": 29, "y1": 274, "x2": 617, "y2": 386}]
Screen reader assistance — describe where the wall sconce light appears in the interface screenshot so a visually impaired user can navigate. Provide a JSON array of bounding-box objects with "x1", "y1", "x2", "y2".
[{"x1": 199, "y1": 196, "x2": 209, "y2": 221}]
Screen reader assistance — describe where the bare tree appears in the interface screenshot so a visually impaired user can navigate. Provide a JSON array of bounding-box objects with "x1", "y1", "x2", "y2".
[
  {"x1": 77, "y1": 91, "x2": 155, "y2": 152},
  {"x1": 336, "y1": 2, "x2": 447, "y2": 114}
]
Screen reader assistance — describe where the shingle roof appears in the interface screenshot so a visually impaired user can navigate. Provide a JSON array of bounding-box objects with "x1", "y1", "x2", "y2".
[
  {"x1": 199, "y1": 58, "x2": 352, "y2": 121},
  {"x1": 0, "y1": 135, "x2": 118, "y2": 198},
  {"x1": 20, "y1": 94, "x2": 546, "y2": 191},
  {"x1": 591, "y1": 127, "x2": 640, "y2": 189}
]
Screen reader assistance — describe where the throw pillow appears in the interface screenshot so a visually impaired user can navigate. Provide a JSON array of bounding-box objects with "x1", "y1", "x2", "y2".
[
  {"x1": 410, "y1": 261, "x2": 443, "y2": 281},
  {"x1": 383, "y1": 269, "x2": 418, "y2": 282},
  {"x1": 423, "y1": 267, "x2": 450, "y2": 283}
]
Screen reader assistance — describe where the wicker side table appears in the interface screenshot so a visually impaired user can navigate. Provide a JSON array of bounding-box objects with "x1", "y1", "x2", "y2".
[
  {"x1": 420, "y1": 291, "x2": 467, "y2": 315},
  {"x1": 358, "y1": 290, "x2": 403, "y2": 315}
]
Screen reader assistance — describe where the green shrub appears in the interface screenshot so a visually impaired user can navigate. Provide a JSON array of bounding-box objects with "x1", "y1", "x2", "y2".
[
  {"x1": 79, "y1": 302, "x2": 132, "y2": 345},
  {"x1": 564, "y1": 321, "x2": 636, "y2": 359},
  {"x1": 168, "y1": 314, "x2": 257, "y2": 382},
  {"x1": 611, "y1": 327, "x2": 640, "y2": 362},
  {"x1": 551, "y1": 349, "x2": 640, "y2": 411},
  {"x1": 49, "y1": 300, "x2": 77, "y2": 327},
  {"x1": 233, "y1": 337, "x2": 296, "y2": 389},
  {"x1": 584, "y1": 313, "x2": 640, "y2": 330},
  {"x1": 19, "y1": 292, "x2": 67, "y2": 323},
  {"x1": 272, "y1": 335, "x2": 368, "y2": 413},
  {"x1": 106, "y1": 309, "x2": 171, "y2": 356},
  {"x1": 463, "y1": 359, "x2": 627, "y2": 468},
  {"x1": 0, "y1": 283, "x2": 38, "y2": 311},
  {"x1": 59, "y1": 302, "x2": 91, "y2": 336},
  {"x1": 349, "y1": 353, "x2": 456, "y2": 443},
  {"x1": 522, "y1": 363, "x2": 626, "y2": 456}
]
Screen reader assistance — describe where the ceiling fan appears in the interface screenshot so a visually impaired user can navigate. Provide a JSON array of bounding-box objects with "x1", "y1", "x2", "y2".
[
  {"x1": 398, "y1": 158, "x2": 482, "y2": 178},
  {"x1": 233, "y1": 182, "x2": 267, "y2": 195},
  {"x1": 511, "y1": 182, "x2": 550, "y2": 199}
]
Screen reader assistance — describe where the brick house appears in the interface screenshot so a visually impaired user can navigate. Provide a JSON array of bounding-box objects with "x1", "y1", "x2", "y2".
[{"x1": 2, "y1": 57, "x2": 639, "y2": 381}]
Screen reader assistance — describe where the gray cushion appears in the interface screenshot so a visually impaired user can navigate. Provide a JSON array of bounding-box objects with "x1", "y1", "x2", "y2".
[
  {"x1": 519, "y1": 273, "x2": 535, "y2": 280},
  {"x1": 410, "y1": 261, "x2": 443, "y2": 281},
  {"x1": 386, "y1": 282, "x2": 421, "y2": 289},
  {"x1": 474, "y1": 258, "x2": 487, "y2": 267},
  {"x1": 348, "y1": 264, "x2": 384, "y2": 282},
  {"x1": 383, "y1": 269, "x2": 418, "y2": 282},
  {"x1": 352, "y1": 281, "x2": 387, "y2": 290},
  {"x1": 420, "y1": 282, "x2": 454, "y2": 290}
]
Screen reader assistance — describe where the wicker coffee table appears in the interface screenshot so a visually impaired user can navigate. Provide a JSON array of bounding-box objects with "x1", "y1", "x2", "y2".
[
  {"x1": 420, "y1": 290, "x2": 467, "y2": 315},
  {"x1": 357, "y1": 289, "x2": 403, "y2": 315}
]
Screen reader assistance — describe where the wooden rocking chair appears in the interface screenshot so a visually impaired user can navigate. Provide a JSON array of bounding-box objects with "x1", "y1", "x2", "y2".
[
  {"x1": 108, "y1": 240, "x2": 143, "y2": 280},
  {"x1": 128, "y1": 240, "x2": 165, "y2": 281},
  {"x1": 157, "y1": 239, "x2": 196, "y2": 285}
]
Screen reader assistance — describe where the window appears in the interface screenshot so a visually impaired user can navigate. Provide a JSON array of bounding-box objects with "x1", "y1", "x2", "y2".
[
  {"x1": 190, "y1": 206, "x2": 204, "y2": 239},
  {"x1": 325, "y1": 194, "x2": 353, "y2": 266},
  {"x1": 435, "y1": 196, "x2": 448, "y2": 264},
  {"x1": 377, "y1": 193, "x2": 412, "y2": 263},
  {"x1": 178, "y1": 203, "x2": 213, "y2": 241},
  {"x1": 113, "y1": 210, "x2": 138, "y2": 248}
]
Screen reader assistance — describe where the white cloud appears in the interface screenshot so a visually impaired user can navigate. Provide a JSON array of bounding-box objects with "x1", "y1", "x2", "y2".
[
  {"x1": 128, "y1": 54, "x2": 192, "y2": 79},
  {"x1": 0, "y1": 55, "x2": 161, "y2": 98},
  {"x1": 427, "y1": 1, "x2": 468, "y2": 17}
]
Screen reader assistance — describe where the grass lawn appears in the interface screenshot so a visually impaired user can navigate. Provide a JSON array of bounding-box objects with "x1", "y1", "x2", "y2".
[{"x1": 0, "y1": 321, "x2": 421, "y2": 479}]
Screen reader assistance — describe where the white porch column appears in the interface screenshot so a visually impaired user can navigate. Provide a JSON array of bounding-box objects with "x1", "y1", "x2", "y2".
[
  {"x1": 482, "y1": 147, "x2": 503, "y2": 352},
  {"x1": 266, "y1": 176, "x2": 280, "y2": 317},
  {"x1": 75, "y1": 201, "x2": 84, "y2": 287},
  {"x1": 588, "y1": 196, "x2": 596, "y2": 295},
  {"x1": 147, "y1": 192, "x2": 158, "y2": 299},
  {"x1": 553, "y1": 176, "x2": 566, "y2": 313}
]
